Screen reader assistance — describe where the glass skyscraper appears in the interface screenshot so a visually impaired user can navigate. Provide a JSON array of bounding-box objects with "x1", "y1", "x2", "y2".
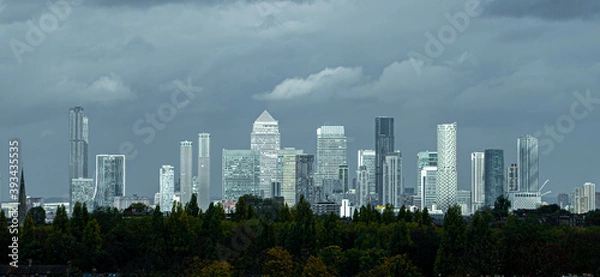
[
  {"x1": 71, "y1": 178, "x2": 95, "y2": 210},
  {"x1": 316, "y1": 126, "x2": 347, "y2": 189},
  {"x1": 357, "y1": 150, "x2": 376, "y2": 199},
  {"x1": 436, "y1": 122, "x2": 457, "y2": 212},
  {"x1": 296, "y1": 154, "x2": 315, "y2": 205},
  {"x1": 277, "y1": 148, "x2": 304, "y2": 206},
  {"x1": 222, "y1": 149, "x2": 260, "y2": 202},
  {"x1": 159, "y1": 165, "x2": 175, "y2": 212},
  {"x1": 382, "y1": 151, "x2": 402, "y2": 207},
  {"x1": 251, "y1": 110, "x2": 281, "y2": 199},
  {"x1": 417, "y1": 151, "x2": 437, "y2": 199},
  {"x1": 69, "y1": 107, "x2": 89, "y2": 209},
  {"x1": 471, "y1": 152, "x2": 485, "y2": 212},
  {"x1": 198, "y1": 133, "x2": 210, "y2": 211},
  {"x1": 420, "y1": 166, "x2": 437, "y2": 210},
  {"x1": 484, "y1": 149, "x2": 504, "y2": 207},
  {"x1": 95, "y1": 154, "x2": 125, "y2": 208},
  {"x1": 517, "y1": 135, "x2": 539, "y2": 192},
  {"x1": 375, "y1": 117, "x2": 394, "y2": 206},
  {"x1": 180, "y1": 140, "x2": 193, "y2": 206}
]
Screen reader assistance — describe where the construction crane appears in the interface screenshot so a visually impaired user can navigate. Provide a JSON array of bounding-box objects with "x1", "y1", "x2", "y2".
[{"x1": 539, "y1": 179, "x2": 551, "y2": 198}]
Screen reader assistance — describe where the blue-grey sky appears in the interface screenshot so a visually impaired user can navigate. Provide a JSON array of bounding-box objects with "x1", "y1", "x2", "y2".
[{"x1": 1, "y1": 0, "x2": 599, "y2": 202}]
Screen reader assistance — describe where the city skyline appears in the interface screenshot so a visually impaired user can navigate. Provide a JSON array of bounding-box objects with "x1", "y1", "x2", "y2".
[{"x1": 1, "y1": 1, "x2": 600, "y2": 204}]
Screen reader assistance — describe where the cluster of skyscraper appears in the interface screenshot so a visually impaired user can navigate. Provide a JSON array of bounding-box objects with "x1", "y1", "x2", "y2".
[
  {"x1": 156, "y1": 133, "x2": 211, "y2": 212},
  {"x1": 69, "y1": 107, "x2": 126, "y2": 212},
  {"x1": 468, "y1": 135, "x2": 545, "y2": 213},
  {"x1": 67, "y1": 107, "x2": 596, "y2": 216},
  {"x1": 221, "y1": 112, "x2": 405, "y2": 214}
]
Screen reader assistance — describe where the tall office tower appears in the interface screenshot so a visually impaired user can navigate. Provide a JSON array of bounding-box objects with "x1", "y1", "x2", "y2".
[
  {"x1": 222, "y1": 149, "x2": 260, "y2": 202},
  {"x1": 316, "y1": 126, "x2": 347, "y2": 188},
  {"x1": 484, "y1": 149, "x2": 504, "y2": 207},
  {"x1": 470, "y1": 152, "x2": 485, "y2": 212},
  {"x1": 278, "y1": 148, "x2": 304, "y2": 206},
  {"x1": 358, "y1": 150, "x2": 376, "y2": 197},
  {"x1": 198, "y1": 133, "x2": 210, "y2": 211},
  {"x1": 69, "y1": 107, "x2": 89, "y2": 208},
  {"x1": 95, "y1": 154, "x2": 126, "y2": 208},
  {"x1": 584, "y1": 182, "x2": 596, "y2": 213},
  {"x1": 420, "y1": 166, "x2": 437, "y2": 210},
  {"x1": 159, "y1": 165, "x2": 175, "y2": 212},
  {"x1": 571, "y1": 187, "x2": 586, "y2": 214},
  {"x1": 338, "y1": 165, "x2": 349, "y2": 193},
  {"x1": 180, "y1": 141, "x2": 193, "y2": 206},
  {"x1": 436, "y1": 122, "x2": 457, "y2": 212},
  {"x1": 71, "y1": 178, "x2": 95, "y2": 210},
  {"x1": 382, "y1": 151, "x2": 402, "y2": 206},
  {"x1": 417, "y1": 151, "x2": 438, "y2": 197},
  {"x1": 557, "y1": 193, "x2": 569, "y2": 210},
  {"x1": 251, "y1": 110, "x2": 281, "y2": 199},
  {"x1": 356, "y1": 166, "x2": 369, "y2": 208},
  {"x1": 506, "y1": 164, "x2": 518, "y2": 192},
  {"x1": 296, "y1": 154, "x2": 315, "y2": 205},
  {"x1": 375, "y1": 117, "x2": 394, "y2": 206},
  {"x1": 517, "y1": 135, "x2": 539, "y2": 192}
]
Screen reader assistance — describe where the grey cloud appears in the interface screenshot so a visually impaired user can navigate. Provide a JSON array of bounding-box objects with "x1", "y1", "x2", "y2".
[{"x1": 486, "y1": 0, "x2": 600, "y2": 21}]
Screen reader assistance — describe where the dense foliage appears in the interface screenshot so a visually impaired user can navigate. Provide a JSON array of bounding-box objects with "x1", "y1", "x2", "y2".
[{"x1": 2, "y1": 197, "x2": 600, "y2": 276}]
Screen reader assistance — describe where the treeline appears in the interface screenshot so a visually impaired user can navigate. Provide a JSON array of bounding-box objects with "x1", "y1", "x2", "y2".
[{"x1": 2, "y1": 194, "x2": 600, "y2": 276}]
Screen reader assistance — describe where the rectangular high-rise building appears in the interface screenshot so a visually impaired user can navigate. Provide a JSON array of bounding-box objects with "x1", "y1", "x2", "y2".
[
  {"x1": 316, "y1": 126, "x2": 347, "y2": 189},
  {"x1": 251, "y1": 110, "x2": 281, "y2": 199},
  {"x1": 198, "y1": 133, "x2": 210, "y2": 211},
  {"x1": 278, "y1": 148, "x2": 304, "y2": 206},
  {"x1": 180, "y1": 141, "x2": 193, "y2": 206},
  {"x1": 557, "y1": 193, "x2": 569, "y2": 210},
  {"x1": 159, "y1": 165, "x2": 175, "y2": 212},
  {"x1": 382, "y1": 151, "x2": 402, "y2": 207},
  {"x1": 222, "y1": 149, "x2": 260, "y2": 202},
  {"x1": 358, "y1": 150, "x2": 376, "y2": 198},
  {"x1": 420, "y1": 166, "x2": 437, "y2": 210},
  {"x1": 95, "y1": 154, "x2": 125, "y2": 208},
  {"x1": 356, "y1": 165, "x2": 369, "y2": 208},
  {"x1": 338, "y1": 164, "x2": 349, "y2": 193},
  {"x1": 517, "y1": 135, "x2": 539, "y2": 192},
  {"x1": 375, "y1": 117, "x2": 394, "y2": 206},
  {"x1": 417, "y1": 151, "x2": 438, "y2": 197},
  {"x1": 507, "y1": 163, "x2": 518, "y2": 192},
  {"x1": 296, "y1": 154, "x2": 315, "y2": 205},
  {"x1": 584, "y1": 182, "x2": 596, "y2": 213},
  {"x1": 69, "y1": 107, "x2": 89, "y2": 208},
  {"x1": 436, "y1": 122, "x2": 457, "y2": 212},
  {"x1": 71, "y1": 178, "x2": 95, "y2": 210},
  {"x1": 471, "y1": 152, "x2": 485, "y2": 213},
  {"x1": 484, "y1": 149, "x2": 504, "y2": 207}
]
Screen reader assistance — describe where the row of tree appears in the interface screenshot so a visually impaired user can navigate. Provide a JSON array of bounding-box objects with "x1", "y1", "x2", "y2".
[{"x1": 2, "y1": 194, "x2": 600, "y2": 276}]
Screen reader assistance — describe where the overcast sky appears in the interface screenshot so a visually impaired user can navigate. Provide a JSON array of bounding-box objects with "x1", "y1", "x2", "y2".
[{"x1": 1, "y1": 0, "x2": 599, "y2": 202}]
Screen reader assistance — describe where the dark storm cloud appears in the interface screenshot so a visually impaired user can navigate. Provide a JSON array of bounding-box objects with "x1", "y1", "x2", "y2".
[
  {"x1": 486, "y1": 0, "x2": 600, "y2": 21},
  {"x1": 0, "y1": 0, "x2": 598, "y2": 201}
]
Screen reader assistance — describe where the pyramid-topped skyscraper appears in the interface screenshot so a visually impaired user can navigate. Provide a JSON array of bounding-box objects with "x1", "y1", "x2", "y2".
[{"x1": 251, "y1": 110, "x2": 281, "y2": 199}]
